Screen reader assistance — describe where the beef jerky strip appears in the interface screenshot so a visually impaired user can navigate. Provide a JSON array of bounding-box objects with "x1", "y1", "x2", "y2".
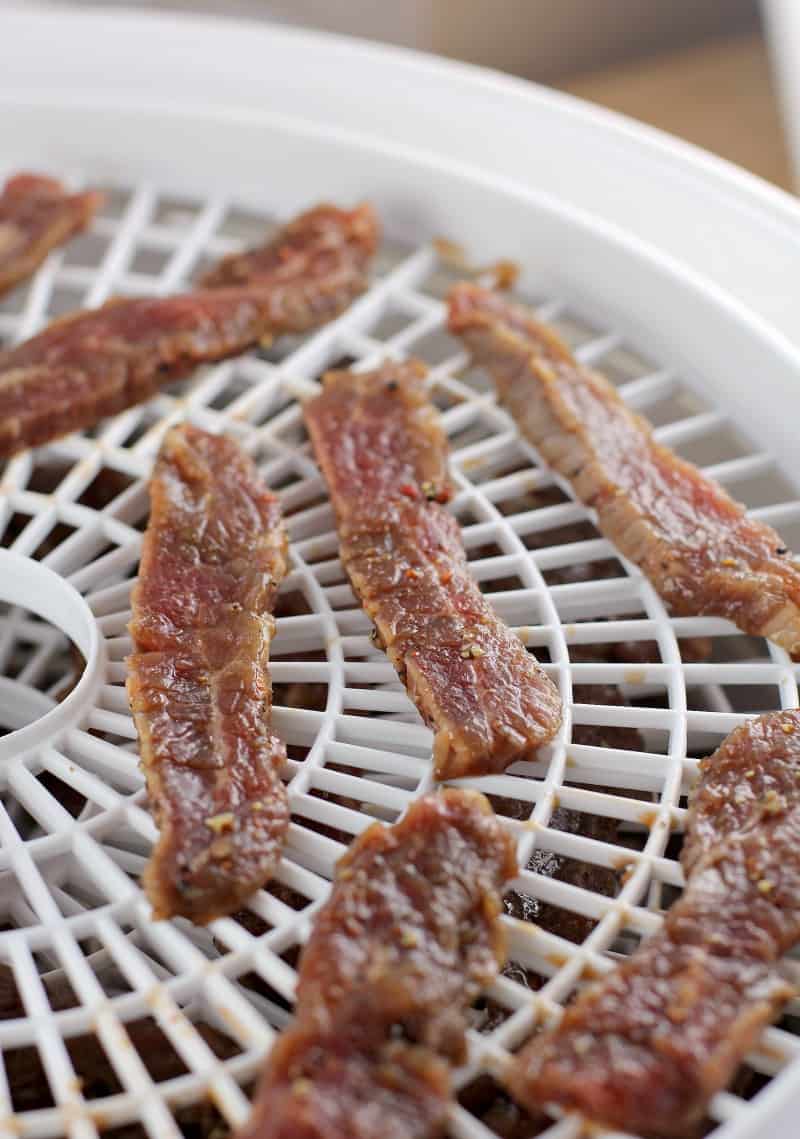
[
  {"x1": 127, "y1": 425, "x2": 289, "y2": 923},
  {"x1": 449, "y1": 284, "x2": 800, "y2": 659},
  {"x1": 237, "y1": 789, "x2": 517, "y2": 1139},
  {"x1": 0, "y1": 173, "x2": 102, "y2": 298},
  {"x1": 304, "y1": 360, "x2": 562, "y2": 780},
  {"x1": 197, "y1": 200, "x2": 376, "y2": 291},
  {"x1": 508, "y1": 709, "x2": 800, "y2": 1136},
  {"x1": 0, "y1": 202, "x2": 378, "y2": 458}
]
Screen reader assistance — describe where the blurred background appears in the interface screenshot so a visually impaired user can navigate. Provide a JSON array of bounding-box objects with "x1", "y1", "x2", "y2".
[{"x1": 43, "y1": 0, "x2": 798, "y2": 191}]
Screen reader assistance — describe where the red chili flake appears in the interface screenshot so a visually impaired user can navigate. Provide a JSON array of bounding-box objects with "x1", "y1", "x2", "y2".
[
  {"x1": 440, "y1": 570, "x2": 453, "y2": 585},
  {"x1": 399, "y1": 482, "x2": 418, "y2": 499}
]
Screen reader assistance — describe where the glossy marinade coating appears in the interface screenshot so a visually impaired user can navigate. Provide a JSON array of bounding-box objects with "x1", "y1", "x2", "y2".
[
  {"x1": 0, "y1": 202, "x2": 378, "y2": 458},
  {"x1": 509, "y1": 710, "x2": 800, "y2": 1135},
  {"x1": 449, "y1": 283, "x2": 800, "y2": 659},
  {"x1": 246, "y1": 1021, "x2": 451, "y2": 1139},
  {"x1": 304, "y1": 360, "x2": 562, "y2": 779},
  {"x1": 199, "y1": 201, "x2": 377, "y2": 291},
  {"x1": 128, "y1": 425, "x2": 289, "y2": 923},
  {"x1": 238, "y1": 789, "x2": 517, "y2": 1139},
  {"x1": 0, "y1": 173, "x2": 102, "y2": 298}
]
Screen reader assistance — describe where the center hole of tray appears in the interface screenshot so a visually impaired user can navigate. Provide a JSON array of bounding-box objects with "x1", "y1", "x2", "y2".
[{"x1": 0, "y1": 551, "x2": 104, "y2": 761}]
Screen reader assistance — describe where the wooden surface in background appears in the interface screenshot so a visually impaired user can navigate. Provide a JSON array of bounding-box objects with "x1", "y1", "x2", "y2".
[{"x1": 560, "y1": 33, "x2": 793, "y2": 190}]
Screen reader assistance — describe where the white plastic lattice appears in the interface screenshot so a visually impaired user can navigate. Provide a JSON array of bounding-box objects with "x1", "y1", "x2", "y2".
[{"x1": 0, "y1": 178, "x2": 799, "y2": 1139}]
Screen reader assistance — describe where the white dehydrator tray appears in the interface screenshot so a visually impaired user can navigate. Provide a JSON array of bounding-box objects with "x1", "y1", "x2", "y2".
[{"x1": 1, "y1": 7, "x2": 800, "y2": 1139}]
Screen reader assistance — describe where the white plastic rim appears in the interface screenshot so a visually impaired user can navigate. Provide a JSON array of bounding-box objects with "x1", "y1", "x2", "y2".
[
  {"x1": 0, "y1": 9, "x2": 798, "y2": 1139},
  {"x1": 0, "y1": 551, "x2": 104, "y2": 761},
  {"x1": 3, "y1": 3, "x2": 800, "y2": 349}
]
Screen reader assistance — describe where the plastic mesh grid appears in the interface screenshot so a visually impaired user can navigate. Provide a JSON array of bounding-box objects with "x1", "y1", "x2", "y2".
[{"x1": 0, "y1": 178, "x2": 798, "y2": 1139}]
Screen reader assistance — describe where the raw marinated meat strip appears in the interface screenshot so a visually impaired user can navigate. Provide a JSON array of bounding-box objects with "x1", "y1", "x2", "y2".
[
  {"x1": 238, "y1": 789, "x2": 517, "y2": 1139},
  {"x1": 304, "y1": 359, "x2": 562, "y2": 780},
  {"x1": 198, "y1": 201, "x2": 377, "y2": 292},
  {"x1": 0, "y1": 173, "x2": 102, "y2": 298},
  {"x1": 0, "y1": 202, "x2": 378, "y2": 458},
  {"x1": 508, "y1": 710, "x2": 800, "y2": 1136},
  {"x1": 449, "y1": 283, "x2": 800, "y2": 658},
  {"x1": 127, "y1": 425, "x2": 289, "y2": 923}
]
